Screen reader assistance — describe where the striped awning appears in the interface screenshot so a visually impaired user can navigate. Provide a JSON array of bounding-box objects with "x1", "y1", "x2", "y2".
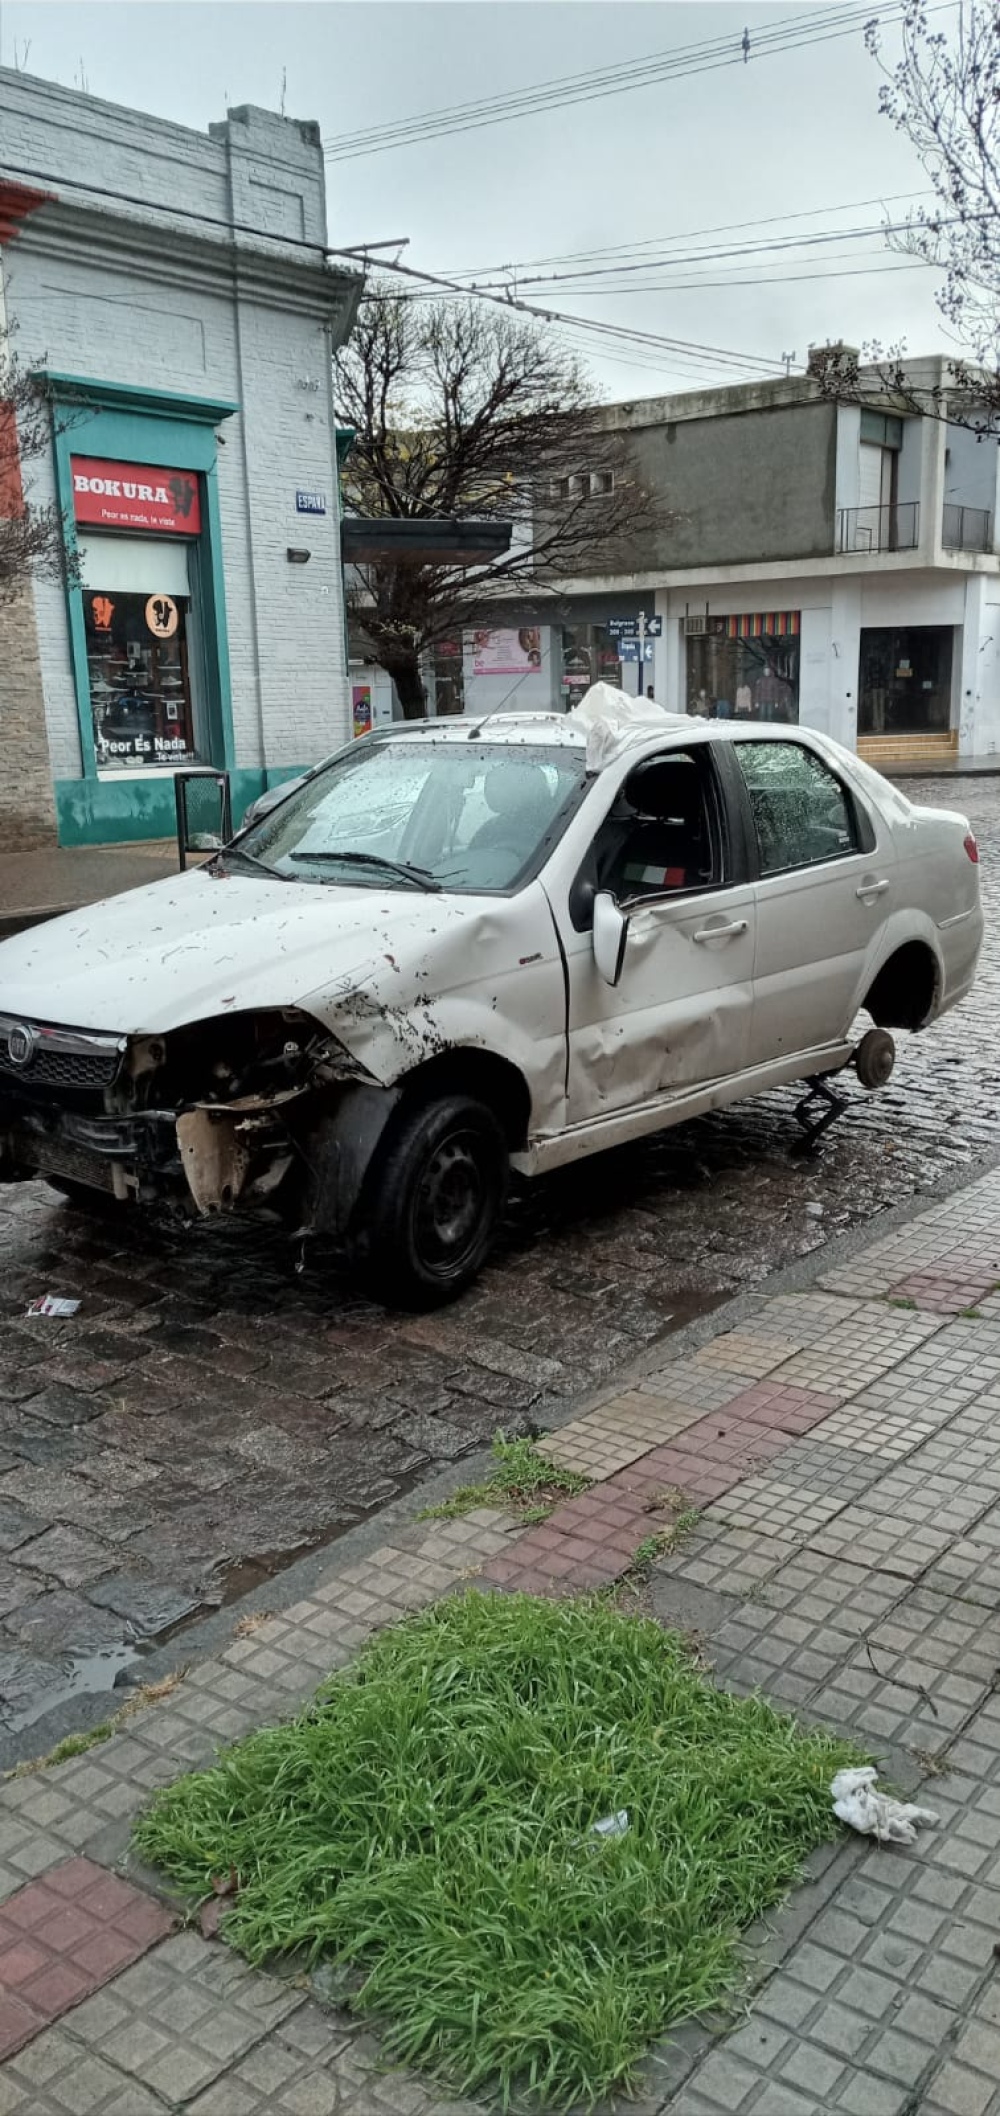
[{"x1": 726, "y1": 611, "x2": 801, "y2": 639}]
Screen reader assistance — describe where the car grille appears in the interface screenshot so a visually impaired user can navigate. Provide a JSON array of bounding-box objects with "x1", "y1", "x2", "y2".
[{"x1": 0, "y1": 1020, "x2": 124, "y2": 1091}]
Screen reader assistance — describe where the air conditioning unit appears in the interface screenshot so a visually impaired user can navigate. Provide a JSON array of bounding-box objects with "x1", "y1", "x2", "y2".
[{"x1": 683, "y1": 614, "x2": 709, "y2": 636}]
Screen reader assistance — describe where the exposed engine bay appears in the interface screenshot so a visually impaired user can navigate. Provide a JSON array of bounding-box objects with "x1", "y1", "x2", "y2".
[{"x1": 0, "y1": 1009, "x2": 385, "y2": 1234}]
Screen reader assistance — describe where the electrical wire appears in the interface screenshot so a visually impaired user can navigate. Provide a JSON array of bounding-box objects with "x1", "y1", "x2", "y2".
[
  {"x1": 323, "y1": 2, "x2": 925, "y2": 161},
  {"x1": 466, "y1": 215, "x2": 963, "y2": 293},
  {"x1": 549, "y1": 260, "x2": 933, "y2": 297},
  {"x1": 444, "y1": 190, "x2": 937, "y2": 281}
]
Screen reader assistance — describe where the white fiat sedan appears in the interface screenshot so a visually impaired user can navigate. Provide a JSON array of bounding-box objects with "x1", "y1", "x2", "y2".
[{"x1": 0, "y1": 707, "x2": 982, "y2": 1305}]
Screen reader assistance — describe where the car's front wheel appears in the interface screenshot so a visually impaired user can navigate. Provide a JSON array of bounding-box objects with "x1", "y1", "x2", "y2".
[{"x1": 361, "y1": 1094, "x2": 509, "y2": 1308}]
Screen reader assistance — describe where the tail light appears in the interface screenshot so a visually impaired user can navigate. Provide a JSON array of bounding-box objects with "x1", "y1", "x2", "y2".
[{"x1": 964, "y1": 832, "x2": 980, "y2": 864}]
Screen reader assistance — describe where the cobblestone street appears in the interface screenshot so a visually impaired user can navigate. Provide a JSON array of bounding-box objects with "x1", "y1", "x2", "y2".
[{"x1": 0, "y1": 773, "x2": 997, "y2": 1740}]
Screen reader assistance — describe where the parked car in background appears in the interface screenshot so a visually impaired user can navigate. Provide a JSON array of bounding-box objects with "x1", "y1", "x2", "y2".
[{"x1": 0, "y1": 709, "x2": 981, "y2": 1306}]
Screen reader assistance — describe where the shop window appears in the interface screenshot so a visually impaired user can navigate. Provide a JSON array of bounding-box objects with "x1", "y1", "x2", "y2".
[
  {"x1": 432, "y1": 637, "x2": 465, "y2": 717},
  {"x1": 560, "y1": 622, "x2": 623, "y2": 709},
  {"x1": 858, "y1": 627, "x2": 954, "y2": 736},
  {"x1": 84, "y1": 588, "x2": 199, "y2": 771},
  {"x1": 686, "y1": 615, "x2": 800, "y2": 724}
]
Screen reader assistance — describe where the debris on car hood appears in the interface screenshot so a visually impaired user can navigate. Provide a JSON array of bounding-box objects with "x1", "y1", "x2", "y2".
[{"x1": 569, "y1": 681, "x2": 688, "y2": 771}]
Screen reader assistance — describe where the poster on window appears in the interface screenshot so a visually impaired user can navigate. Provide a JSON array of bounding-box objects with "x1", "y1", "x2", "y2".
[
  {"x1": 472, "y1": 627, "x2": 543, "y2": 677},
  {"x1": 352, "y1": 684, "x2": 373, "y2": 738}
]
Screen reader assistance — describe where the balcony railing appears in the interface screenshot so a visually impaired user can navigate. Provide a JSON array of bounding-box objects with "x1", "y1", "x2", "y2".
[
  {"x1": 837, "y1": 502, "x2": 920, "y2": 554},
  {"x1": 942, "y1": 503, "x2": 993, "y2": 553}
]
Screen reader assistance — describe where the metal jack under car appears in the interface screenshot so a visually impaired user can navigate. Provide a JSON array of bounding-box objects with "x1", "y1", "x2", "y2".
[{"x1": 0, "y1": 695, "x2": 983, "y2": 1308}]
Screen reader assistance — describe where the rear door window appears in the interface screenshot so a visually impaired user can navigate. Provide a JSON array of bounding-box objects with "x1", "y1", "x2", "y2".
[{"x1": 734, "y1": 741, "x2": 858, "y2": 875}]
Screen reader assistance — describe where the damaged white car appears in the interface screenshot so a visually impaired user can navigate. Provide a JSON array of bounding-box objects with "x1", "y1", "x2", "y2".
[{"x1": 0, "y1": 694, "x2": 983, "y2": 1305}]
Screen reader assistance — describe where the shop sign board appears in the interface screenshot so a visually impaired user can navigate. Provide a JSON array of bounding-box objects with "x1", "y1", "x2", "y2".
[
  {"x1": 296, "y1": 490, "x2": 327, "y2": 514},
  {"x1": 472, "y1": 628, "x2": 543, "y2": 677},
  {"x1": 71, "y1": 457, "x2": 201, "y2": 535}
]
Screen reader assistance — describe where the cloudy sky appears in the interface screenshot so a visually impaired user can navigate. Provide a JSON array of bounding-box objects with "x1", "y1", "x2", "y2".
[{"x1": 0, "y1": 0, "x2": 958, "y2": 397}]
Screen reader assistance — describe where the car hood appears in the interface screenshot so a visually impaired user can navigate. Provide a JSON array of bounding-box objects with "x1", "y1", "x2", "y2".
[{"x1": 0, "y1": 867, "x2": 474, "y2": 1035}]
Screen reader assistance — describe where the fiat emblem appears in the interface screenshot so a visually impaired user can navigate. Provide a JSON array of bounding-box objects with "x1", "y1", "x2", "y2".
[{"x1": 7, "y1": 1023, "x2": 36, "y2": 1068}]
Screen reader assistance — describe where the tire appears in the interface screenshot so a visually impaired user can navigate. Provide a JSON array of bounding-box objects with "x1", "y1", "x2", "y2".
[
  {"x1": 855, "y1": 1027, "x2": 896, "y2": 1091},
  {"x1": 360, "y1": 1094, "x2": 509, "y2": 1308}
]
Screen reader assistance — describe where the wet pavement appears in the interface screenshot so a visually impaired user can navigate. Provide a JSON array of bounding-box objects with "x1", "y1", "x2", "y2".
[{"x1": 0, "y1": 772, "x2": 997, "y2": 1739}]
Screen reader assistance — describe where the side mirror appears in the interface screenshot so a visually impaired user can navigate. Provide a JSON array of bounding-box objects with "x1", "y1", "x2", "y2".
[{"x1": 593, "y1": 890, "x2": 630, "y2": 987}]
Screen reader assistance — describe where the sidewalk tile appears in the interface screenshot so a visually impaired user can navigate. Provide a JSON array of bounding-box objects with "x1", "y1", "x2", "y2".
[
  {"x1": 0, "y1": 1859, "x2": 173, "y2": 2055},
  {"x1": 61, "y1": 1931, "x2": 302, "y2": 2101}
]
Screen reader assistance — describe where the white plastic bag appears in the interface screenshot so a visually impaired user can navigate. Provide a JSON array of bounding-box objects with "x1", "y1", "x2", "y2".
[
  {"x1": 590, "y1": 1810, "x2": 630, "y2": 1842},
  {"x1": 568, "y1": 682, "x2": 686, "y2": 772},
  {"x1": 831, "y1": 1766, "x2": 939, "y2": 1847}
]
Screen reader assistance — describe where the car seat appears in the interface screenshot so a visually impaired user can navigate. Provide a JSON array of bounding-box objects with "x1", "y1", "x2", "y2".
[{"x1": 468, "y1": 762, "x2": 555, "y2": 861}]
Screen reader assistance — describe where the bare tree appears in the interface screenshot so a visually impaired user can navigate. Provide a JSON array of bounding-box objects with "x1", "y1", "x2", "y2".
[
  {"x1": 0, "y1": 334, "x2": 74, "y2": 604},
  {"x1": 334, "y1": 286, "x2": 666, "y2": 715},
  {"x1": 813, "y1": 3, "x2": 1000, "y2": 432}
]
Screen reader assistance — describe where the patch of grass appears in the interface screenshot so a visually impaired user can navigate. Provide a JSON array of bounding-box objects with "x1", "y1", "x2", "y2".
[
  {"x1": 133, "y1": 1591, "x2": 859, "y2": 2110},
  {"x1": 958, "y1": 1306, "x2": 983, "y2": 1320},
  {"x1": 885, "y1": 1295, "x2": 917, "y2": 1310},
  {"x1": 628, "y1": 1508, "x2": 701, "y2": 1578},
  {"x1": 420, "y1": 1434, "x2": 589, "y2": 1523},
  {"x1": 43, "y1": 1723, "x2": 115, "y2": 1768}
]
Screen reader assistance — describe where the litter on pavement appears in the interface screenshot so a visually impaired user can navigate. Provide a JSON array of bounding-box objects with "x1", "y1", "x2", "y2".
[
  {"x1": 831, "y1": 1766, "x2": 939, "y2": 1846},
  {"x1": 26, "y1": 1294, "x2": 81, "y2": 1316}
]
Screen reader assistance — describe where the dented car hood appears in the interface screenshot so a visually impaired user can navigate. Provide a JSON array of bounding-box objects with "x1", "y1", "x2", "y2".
[{"x1": 0, "y1": 867, "x2": 478, "y2": 1036}]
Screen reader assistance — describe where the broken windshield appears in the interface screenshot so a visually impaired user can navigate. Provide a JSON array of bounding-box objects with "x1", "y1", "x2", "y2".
[{"x1": 238, "y1": 740, "x2": 587, "y2": 894}]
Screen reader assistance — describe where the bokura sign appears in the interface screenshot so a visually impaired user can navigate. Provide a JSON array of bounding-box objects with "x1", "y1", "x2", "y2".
[{"x1": 71, "y1": 457, "x2": 201, "y2": 536}]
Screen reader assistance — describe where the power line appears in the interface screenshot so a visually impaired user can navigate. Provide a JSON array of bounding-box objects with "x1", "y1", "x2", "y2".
[
  {"x1": 444, "y1": 190, "x2": 937, "y2": 282},
  {"x1": 323, "y1": 3, "x2": 923, "y2": 162},
  {"x1": 466, "y1": 215, "x2": 959, "y2": 295},
  {"x1": 331, "y1": 244, "x2": 788, "y2": 378},
  {"x1": 546, "y1": 260, "x2": 934, "y2": 296}
]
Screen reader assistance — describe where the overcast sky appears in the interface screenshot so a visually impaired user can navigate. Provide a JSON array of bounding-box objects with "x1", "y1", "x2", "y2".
[{"x1": 0, "y1": 0, "x2": 959, "y2": 398}]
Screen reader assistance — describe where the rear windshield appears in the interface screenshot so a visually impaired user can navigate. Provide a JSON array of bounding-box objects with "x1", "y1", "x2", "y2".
[{"x1": 237, "y1": 739, "x2": 586, "y2": 893}]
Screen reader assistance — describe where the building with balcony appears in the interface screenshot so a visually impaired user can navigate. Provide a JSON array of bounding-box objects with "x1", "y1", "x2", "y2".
[
  {"x1": 557, "y1": 352, "x2": 1000, "y2": 766},
  {"x1": 397, "y1": 352, "x2": 1000, "y2": 760}
]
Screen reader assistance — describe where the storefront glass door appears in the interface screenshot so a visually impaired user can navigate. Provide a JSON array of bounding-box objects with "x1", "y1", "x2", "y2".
[
  {"x1": 78, "y1": 531, "x2": 202, "y2": 773},
  {"x1": 858, "y1": 627, "x2": 954, "y2": 736}
]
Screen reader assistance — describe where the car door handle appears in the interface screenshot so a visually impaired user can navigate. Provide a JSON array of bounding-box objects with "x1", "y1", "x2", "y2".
[
  {"x1": 692, "y1": 918, "x2": 748, "y2": 943},
  {"x1": 856, "y1": 879, "x2": 890, "y2": 902}
]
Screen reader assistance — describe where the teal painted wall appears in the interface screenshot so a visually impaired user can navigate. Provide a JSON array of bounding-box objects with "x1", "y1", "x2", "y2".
[{"x1": 53, "y1": 766, "x2": 311, "y2": 845}]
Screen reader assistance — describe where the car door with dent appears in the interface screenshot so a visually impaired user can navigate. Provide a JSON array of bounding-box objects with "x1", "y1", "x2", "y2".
[{"x1": 552, "y1": 741, "x2": 757, "y2": 1129}]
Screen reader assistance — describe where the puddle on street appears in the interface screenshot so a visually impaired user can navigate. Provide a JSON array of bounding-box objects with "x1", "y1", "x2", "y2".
[{"x1": 4, "y1": 1640, "x2": 143, "y2": 1734}]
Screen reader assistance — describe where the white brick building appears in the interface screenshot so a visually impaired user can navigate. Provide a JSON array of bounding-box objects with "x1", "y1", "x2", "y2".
[{"x1": 0, "y1": 67, "x2": 360, "y2": 845}]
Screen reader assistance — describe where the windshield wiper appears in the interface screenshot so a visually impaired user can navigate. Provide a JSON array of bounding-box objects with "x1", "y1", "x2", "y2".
[
  {"x1": 290, "y1": 850, "x2": 441, "y2": 892},
  {"x1": 211, "y1": 845, "x2": 288, "y2": 880}
]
